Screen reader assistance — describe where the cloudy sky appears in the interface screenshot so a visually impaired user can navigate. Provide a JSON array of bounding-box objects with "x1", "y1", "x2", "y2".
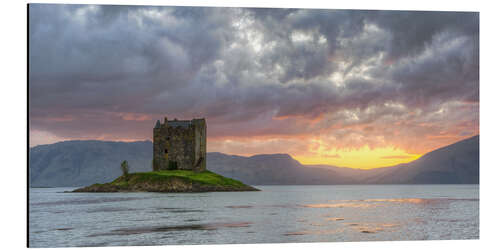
[{"x1": 28, "y1": 4, "x2": 479, "y2": 168}]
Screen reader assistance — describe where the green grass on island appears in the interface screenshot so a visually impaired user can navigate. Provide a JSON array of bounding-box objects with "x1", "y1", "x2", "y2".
[
  {"x1": 115, "y1": 170, "x2": 248, "y2": 187},
  {"x1": 74, "y1": 170, "x2": 259, "y2": 192}
]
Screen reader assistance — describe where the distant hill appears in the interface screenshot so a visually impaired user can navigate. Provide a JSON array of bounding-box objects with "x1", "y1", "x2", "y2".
[
  {"x1": 29, "y1": 135, "x2": 479, "y2": 187},
  {"x1": 206, "y1": 136, "x2": 479, "y2": 185},
  {"x1": 363, "y1": 135, "x2": 479, "y2": 184},
  {"x1": 29, "y1": 140, "x2": 152, "y2": 187},
  {"x1": 206, "y1": 153, "x2": 360, "y2": 185}
]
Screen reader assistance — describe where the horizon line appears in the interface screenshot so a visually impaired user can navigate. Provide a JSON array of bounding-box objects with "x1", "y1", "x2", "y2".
[{"x1": 28, "y1": 134, "x2": 479, "y2": 169}]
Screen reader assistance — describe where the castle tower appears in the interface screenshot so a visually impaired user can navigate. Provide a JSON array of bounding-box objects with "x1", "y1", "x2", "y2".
[{"x1": 153, "y1": 117, "x2": 206, "y2": 172}]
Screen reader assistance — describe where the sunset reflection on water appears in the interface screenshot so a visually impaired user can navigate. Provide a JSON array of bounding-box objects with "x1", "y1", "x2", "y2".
[{"x1": 30, "y1": 186, "x2": 479, "y2": 247}]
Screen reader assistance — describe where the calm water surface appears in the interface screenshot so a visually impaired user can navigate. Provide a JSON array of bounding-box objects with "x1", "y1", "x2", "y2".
[{"x1": 29, "y1": 185, "x2": 479, "y2": 247}]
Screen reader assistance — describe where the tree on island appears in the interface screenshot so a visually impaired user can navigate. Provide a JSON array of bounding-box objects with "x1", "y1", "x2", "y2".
[{"x1": 120, "y1": 160, "x2": 129, "y2": 178}]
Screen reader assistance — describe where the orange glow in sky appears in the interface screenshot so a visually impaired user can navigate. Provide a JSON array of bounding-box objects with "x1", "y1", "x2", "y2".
[
  {"x1": 294, "y1": 146, "x2": 421, "y2": 169},
  {"x1": 208, "y1": 133, "x2": 465, "y2": 169}
]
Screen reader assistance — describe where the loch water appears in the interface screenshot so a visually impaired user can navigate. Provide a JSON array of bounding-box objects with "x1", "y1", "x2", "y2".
[{"x1": 28, "y1": 185, "x2": 479, "y2": 247}]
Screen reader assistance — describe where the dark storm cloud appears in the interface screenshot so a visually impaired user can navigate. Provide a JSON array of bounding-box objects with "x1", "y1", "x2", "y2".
[
  {"x1": 367, "y1": 11, "x2": 479, "y2": 61},
  {"x1": 29, "y1": 4, "x2": 479, "y2": 152},
  {"x1": 29, "y1": 5, "x2": 235, "y2": 110}
]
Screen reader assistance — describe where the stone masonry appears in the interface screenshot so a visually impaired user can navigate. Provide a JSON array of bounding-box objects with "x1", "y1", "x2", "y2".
[{"x1": 153, "y1": 117, "x2": 206, "y2": 172}]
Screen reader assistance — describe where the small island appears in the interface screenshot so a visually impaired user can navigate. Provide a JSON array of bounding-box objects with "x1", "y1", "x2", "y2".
[
  {"x1": 73, "y1": 117, "x2": 259, "y2": 193},
  {"x1": 73, "y1": 170, "x2": 259, "y2": 192}
]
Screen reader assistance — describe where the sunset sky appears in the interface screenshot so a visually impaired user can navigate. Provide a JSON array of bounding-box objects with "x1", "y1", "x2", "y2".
[{"x1": 28, "y1": 5, "x2": 479, "y2": 169}]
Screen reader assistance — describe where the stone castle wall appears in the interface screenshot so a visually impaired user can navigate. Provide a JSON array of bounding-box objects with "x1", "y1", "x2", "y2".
[{"x1": 153, "y1": 118, "x2": 206, "y2": 172}]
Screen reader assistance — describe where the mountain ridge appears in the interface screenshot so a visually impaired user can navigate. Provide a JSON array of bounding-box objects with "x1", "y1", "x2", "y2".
[{"x1": 29, "y1": 135, "x2": 479, "y2": 187}]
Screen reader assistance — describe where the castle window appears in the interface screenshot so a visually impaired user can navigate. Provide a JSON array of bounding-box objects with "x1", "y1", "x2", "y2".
[
  {"x1": 164, "y1": 149, "x2": 168, "y2": 154},
  {"x1": 166, "y1": 137, "x2": 170, "y2": 140}
]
